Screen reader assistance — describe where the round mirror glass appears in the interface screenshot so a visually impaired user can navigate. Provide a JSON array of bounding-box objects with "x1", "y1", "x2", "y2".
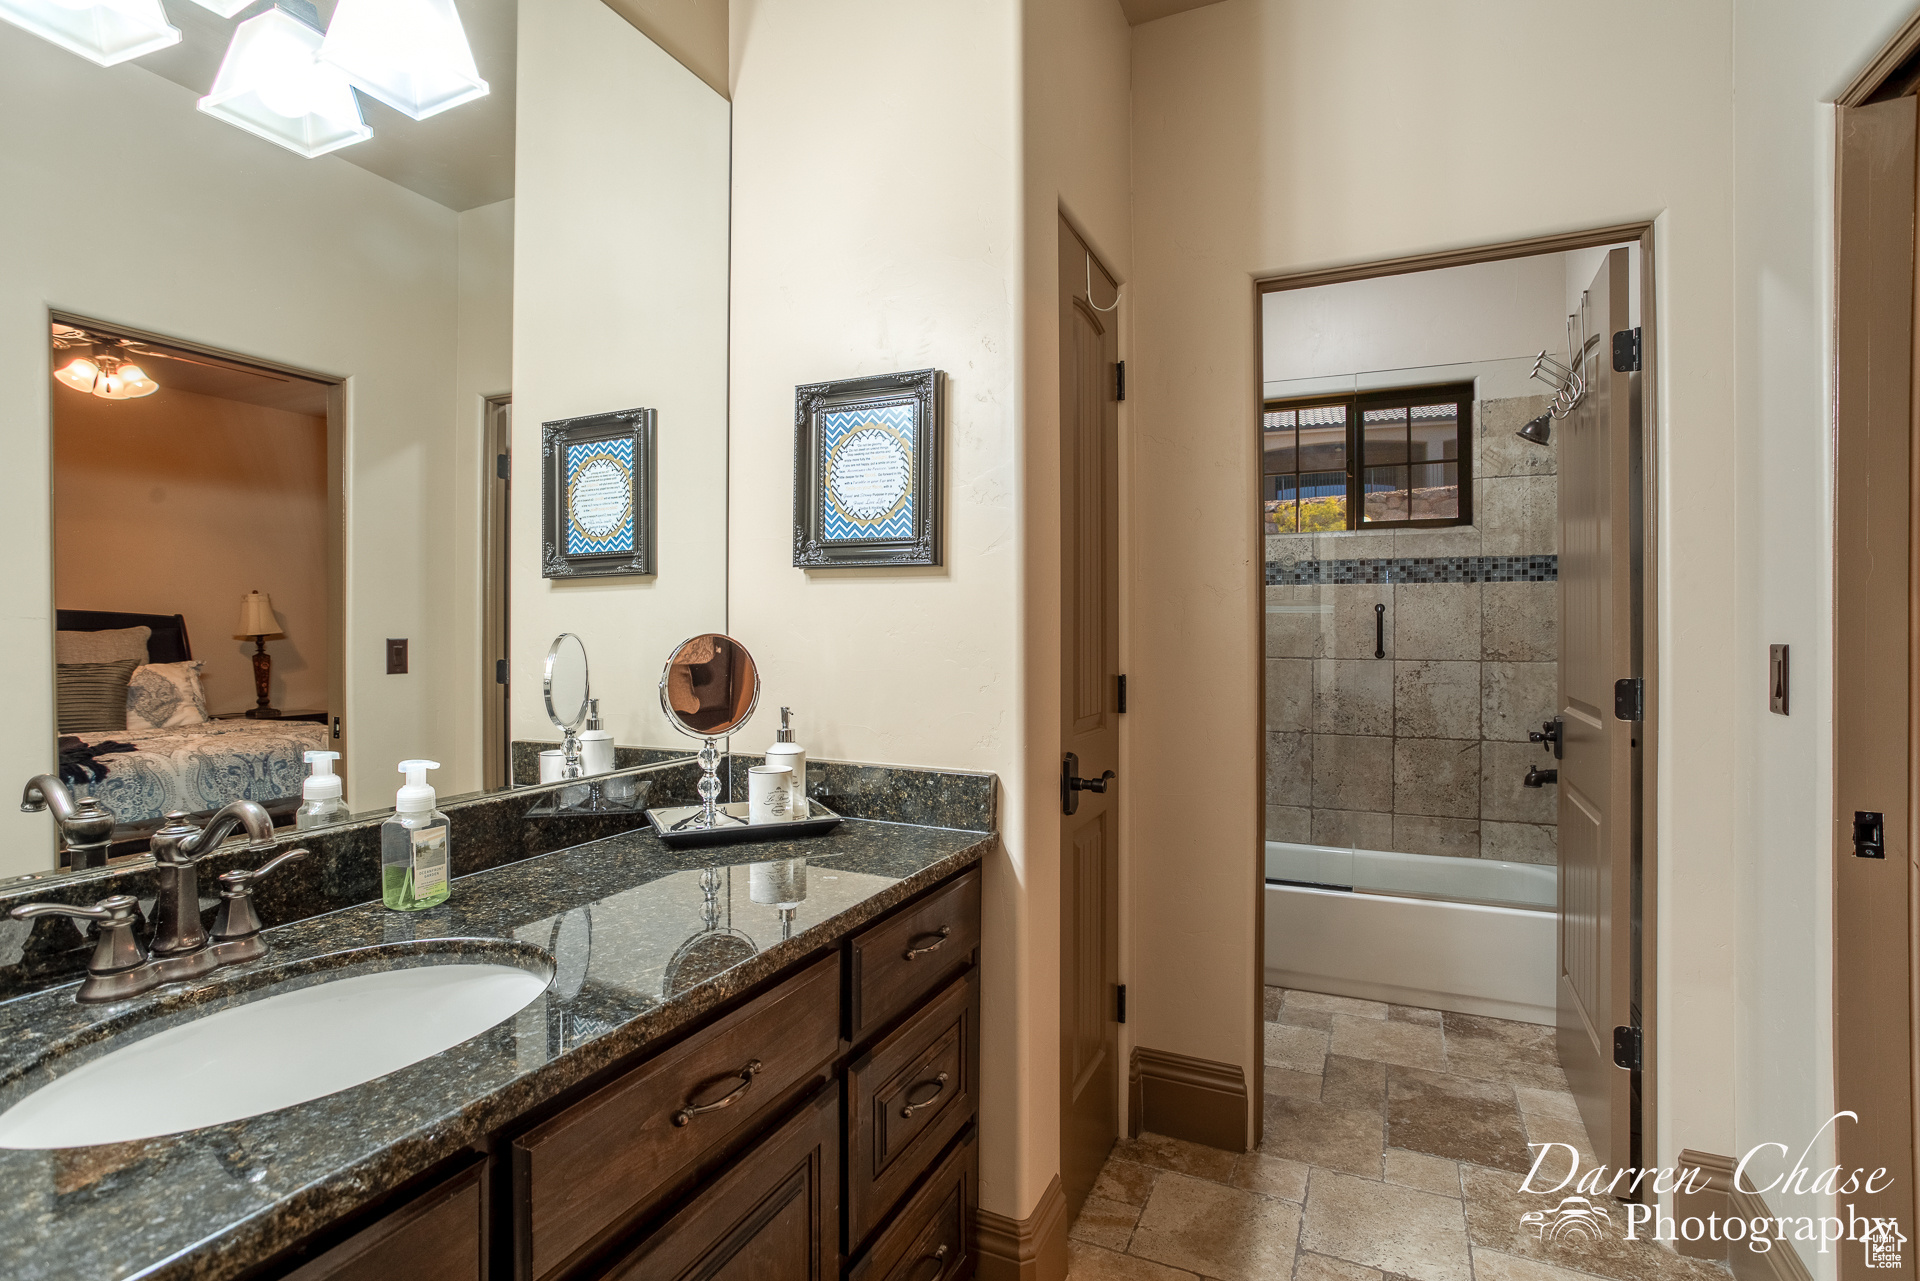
[
  {"x1": 659, "y1": 634, "x2": 759, "y2": 738},
  {"x1": 544, "y1": 633, "x2": 591, "y2": 732}
]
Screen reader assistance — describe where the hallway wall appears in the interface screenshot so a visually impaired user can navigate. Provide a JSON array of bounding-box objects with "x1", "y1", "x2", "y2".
[{"x1": 1127, "y1": 0, "x2": 1738, "y2": 1163}]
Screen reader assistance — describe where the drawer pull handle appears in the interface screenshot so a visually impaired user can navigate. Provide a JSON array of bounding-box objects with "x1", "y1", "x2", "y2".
[
  {"x1": 899, "y1": 1072, "x2": 951, "y2": 1118},
  {"x1": 904, "y1": 926, "x2": 951, "y2": 961},
  {"x1": 910, "y1": 1245, "x2": 953, "y2": 1281},
  {"x1": 672, "y1": 1059, "x2": 763, "y2": 1127}
]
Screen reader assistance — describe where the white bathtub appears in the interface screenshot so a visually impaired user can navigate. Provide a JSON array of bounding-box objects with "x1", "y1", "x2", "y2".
[{"x1": 1264, "y1": 841, "x2": 1557, "y2": 1023}]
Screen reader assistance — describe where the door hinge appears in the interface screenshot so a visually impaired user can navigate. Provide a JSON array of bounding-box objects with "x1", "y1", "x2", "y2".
[
  {"x1": 1115, "y1": 360, "x2": 1126, "y2": 402},
  {"x1": 496, "y1": 453, "x2": 511, "y2": 481},
  {"x1": 1116, "y1": 984, "x2": 1127, "y2": 1024},
  {"x1": 1854, "y1": 811, "x2": 1886, "y2": 859},
  {"x1": 330, "y1": 715, "x2": 341, "y2": 741},
  {"x1": 1117, "y1": 674, "x2": 1127, "y2": 713},
  {"x1": 1613, "y1": 677, "x2": 1644, "y2": 722},
  {"x1": 495, "y1": 658, "x2": 509, "y2": 686},
  {"x1": 1612, "y1": 327, "x2": 1642, "y2": 373},
  {"x1": 1612, "y1": 1024, "x2": 1642, "y2": 1071}
]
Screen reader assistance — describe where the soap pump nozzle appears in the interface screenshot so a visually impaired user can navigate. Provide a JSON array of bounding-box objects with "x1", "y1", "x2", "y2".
[
  {"x1": 777, "y1": 707, "x2": 795, "y2": 744},
  {"x1": 302, "y1": 750, "x2": 341, "y2": 797},
  {"x1": 396, "y1": 759, "x2": 440, "y2": 813},
  {"x1": 586, "y1": 698, "x2": 603, "y2": 732}
]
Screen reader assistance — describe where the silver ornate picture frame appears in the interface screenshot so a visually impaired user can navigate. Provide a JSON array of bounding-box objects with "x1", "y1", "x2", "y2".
[
  {"x1": 542, "y1": 407, "x2": 658, "y2": 579},
  {"x1": 792, "y1": 369, "x2": 943, "y2": 568}
]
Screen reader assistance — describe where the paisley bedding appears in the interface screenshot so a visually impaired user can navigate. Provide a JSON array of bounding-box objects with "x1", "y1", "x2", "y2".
[{"x1": 71, "y1": 720, "x2": 328, "y2": 825}]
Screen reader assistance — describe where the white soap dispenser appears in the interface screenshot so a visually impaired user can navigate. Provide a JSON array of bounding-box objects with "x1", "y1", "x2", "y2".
[
  {"x1": 766, "y1": 707, "x2": 808, "y2": 819},
  {"x1": 295, "y1": 750, "x2": 348, "y2": 830},
  {"x1": 579, "y1": 697, "x2": 615, "y2": 776},
  {"x1": 381, "y1": 759, "x2": 450, "y2": 911}
]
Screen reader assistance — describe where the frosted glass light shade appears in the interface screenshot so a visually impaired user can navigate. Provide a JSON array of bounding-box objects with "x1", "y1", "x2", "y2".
[
  {"x1": 0, "y1": 0, "x2": 180, "y2": 67},
  {"x1": 95, "y1": 361, "x2": 157, "y2": 399},
  {"x1": 198, "y1": 7, "x2": 372, "y2": 159},
  {"x1": 179, "y1": 0, "x2": 252, "y2": 16},
  {"x1": 53, "y1": 354, "x2": 101, "y2": 394},
  {"x1": 319, "y1": 0, "x2": 488, "y2": 121}
]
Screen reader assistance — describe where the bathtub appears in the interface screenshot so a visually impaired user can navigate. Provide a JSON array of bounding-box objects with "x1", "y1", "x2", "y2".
[{"x1": 1264, "y1": 840, "x2": 1557, "y2": 1023}]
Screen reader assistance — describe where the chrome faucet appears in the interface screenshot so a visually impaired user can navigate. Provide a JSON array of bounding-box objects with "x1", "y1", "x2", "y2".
[
  {"x1": 9, "y1": 801, "x2": 304, "y2": 1003},
  {"x1": 21, "y1": 774, "x2": 116, "y2": 871}
]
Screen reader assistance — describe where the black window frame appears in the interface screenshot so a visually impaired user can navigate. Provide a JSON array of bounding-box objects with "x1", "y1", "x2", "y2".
[{"x1": 1262, "y1": 380, "x2": 1474, "y2": 533}]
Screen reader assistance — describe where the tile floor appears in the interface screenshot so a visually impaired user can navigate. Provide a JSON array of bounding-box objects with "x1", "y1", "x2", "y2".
[{"x1": 1065, "y1": 988, "x2": 1729, "y2": 1281}]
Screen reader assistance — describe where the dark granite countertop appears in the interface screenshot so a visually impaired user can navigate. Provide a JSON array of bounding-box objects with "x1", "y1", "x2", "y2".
[{"x1": 0, "y1": 818, "x2": 991, "y2": 1281}]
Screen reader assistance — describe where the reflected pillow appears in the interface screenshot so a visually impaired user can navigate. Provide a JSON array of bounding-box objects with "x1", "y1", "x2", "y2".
[
  {"x1": 57, "y1": 659, "x2": 139, "y2": 733},
  {"x1": 127, "y1": 661, "x2": 208, "y2": 730},
  {"x1": 56, "y1": 626, "x2": 151, "y2": 664}
]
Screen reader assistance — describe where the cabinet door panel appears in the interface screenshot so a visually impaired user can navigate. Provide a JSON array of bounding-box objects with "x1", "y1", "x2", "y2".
[
  {"x1": 604, "y1": 1085, "x2": 840, "y2": 1281},
  {"x1": 849, "y1": 1128, "x2": 976, "y2": 1281},
  {"x1": 283, "y1": 1162, "x2": 482, "y2": 1281}
]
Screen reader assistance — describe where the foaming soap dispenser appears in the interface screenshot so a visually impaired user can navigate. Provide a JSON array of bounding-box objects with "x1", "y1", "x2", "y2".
[
  {"x1": 766, "y1": 707, "x2": 807, "y2": 819},
  {"x1": 381, "y1": 759, "x2": 450, "y2": 911},
  {"x1": 295, "y1": 751, "x2": 347, "y2": 830},
  {"x1": 579, "y1": 697, "x2": 614, "y2": 776}
]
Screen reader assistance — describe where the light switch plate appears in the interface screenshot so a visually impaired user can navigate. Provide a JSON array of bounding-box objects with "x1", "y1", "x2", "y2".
[{"x1": 387, "y1": 638, "x2": 408, "y2": 675}]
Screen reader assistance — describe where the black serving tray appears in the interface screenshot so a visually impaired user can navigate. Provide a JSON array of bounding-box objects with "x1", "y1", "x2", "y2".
[{"x1": 644, "y1": 800, "x2": 843, "y2": 849}]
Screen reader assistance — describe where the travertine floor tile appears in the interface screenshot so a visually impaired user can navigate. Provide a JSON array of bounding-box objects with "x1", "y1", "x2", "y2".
[
  {"x1": 1228, "y1": 1150, "x2": 1309, "y2": 1202},
  {"x1": 1390, "y1": 1005, "x2": 1444, "y2": 1026},
  {"x1": 1387, "y1": 1065, "x2": 1532, "y2": 1173},
  {"x1": 1264, "y1": 986, "x2": 1286, "y2": 1021},
  {"x1": 1386, "y1": 1146, "x2": 1462, "y2": 1197},
  {"x1": 1112, "y1": 1132, "x2": 1240, "y2": 1183},
  {"x1": 1323, "y1": 1054, "x2": 1387, "y2": 1112},
  {"x1": 1066, "y1": 1240, "x2": 1199, "y2": 1281},
  {"x1": 1268, "y1": 1065, "x2": 1324, "y2": 1100},
  {"x1": 1285, "y1": 989, "x2": 1390, "y2": 1020},
  {"x1": 1130, "y1": 1172, "x2": 1302, "y2": 1281},
  {"x1": 1445, "y1": 1046, "x2": 1570, "y2": 1092},
  {"x1": 1268, "y1": 1022, "x2": 1332, "y2": 1073},
  {"x1": 1069, "y1": 1194, "x2": 1142, "y2": 1251},
  {"x1": 1470, "y1": 1250, "x2": 1610, "y2": 1281},
  {"x1": 1262, "y1": 1095, "x2": 1386, "y2": 1177},
  {"x1": 1092, "y1": 1157, "x2": 1160, "y2": 1207},
  {"x1": 1330, "y1": 1013, "x2": 1448, "y2": 1071},
  {"x1": 1297, "y1": 1252, "x2": 1384, "y2": 1281},
  {"x1": 1300, "y1": 1168, "x2": 1472, "y2": 1281},
  {"x1": 1461, "y1": 1165, "x2": 1731, "y2": 1281}
]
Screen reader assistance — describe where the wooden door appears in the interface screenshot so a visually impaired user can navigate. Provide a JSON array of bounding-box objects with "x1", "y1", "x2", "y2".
[
  {"x1": 1556, "y1": 249, "x2": 1637, "y2": 1171},
  {"x1": 484, "y1": 397, "x2": 511, "y2": 791},
  {"x1": 1058, "y1": 217, "x2": 1121, "y2": 1219},
  {"x1": 1834, "y1": 93, "x2": 1918, "y2": 1276}
]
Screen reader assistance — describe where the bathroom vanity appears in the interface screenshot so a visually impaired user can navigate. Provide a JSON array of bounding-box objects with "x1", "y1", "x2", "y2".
[{"x1": 0, "y1": 771, "x2": 992, "y2": 1281}]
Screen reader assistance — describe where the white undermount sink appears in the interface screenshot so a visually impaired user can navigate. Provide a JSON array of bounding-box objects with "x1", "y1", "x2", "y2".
[{"x1": 0, "y1": 961, "x2": 550, "y2": 1149}]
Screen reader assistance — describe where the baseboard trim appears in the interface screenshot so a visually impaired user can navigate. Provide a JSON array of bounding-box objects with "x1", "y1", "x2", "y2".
[
  {"x1": 1128, "y1": 1047, "x2": 1248, "y2": 1152},
  {"x1": 976, "y1": 1174, "x2": 1067, "y2": 1281},
  {"x1": 1674, "y1": 1150, "x2": 1736, "y2": 1261},
  {"x1": 1725, "y1": 1174, "x2": 1817, "y2": 1281}
]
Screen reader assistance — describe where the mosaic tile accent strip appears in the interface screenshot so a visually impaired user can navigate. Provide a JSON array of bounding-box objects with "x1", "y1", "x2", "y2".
[{"x1": 1265, "y1": 554, "x2": 1557, "y2": 586}]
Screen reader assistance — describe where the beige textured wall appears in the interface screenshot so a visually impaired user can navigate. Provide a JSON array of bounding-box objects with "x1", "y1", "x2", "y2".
[
  {"x1": 512, "y1": 0, "x2": 730, "y2": 754},
  {"x1": 1129, "y1": 0, "x2": 1738, "y2": 1162},
  {"x1": 53, "y1": 389, "x2": 329, "y2": 716}
]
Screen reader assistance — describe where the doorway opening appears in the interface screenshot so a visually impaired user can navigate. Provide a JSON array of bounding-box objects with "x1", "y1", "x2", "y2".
[
  {"x1": 48, "y1": 314, "x2": 344, "y2": 857},
  {"x1": 1254, "y1": 226, "x2": 1659, "y2": 1182},
  {"x1": 484, "y1": 396, "x2": 512, "y2": 791}
]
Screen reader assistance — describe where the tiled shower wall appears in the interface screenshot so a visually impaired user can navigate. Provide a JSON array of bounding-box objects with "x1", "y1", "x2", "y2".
[{"x1": 1263, "y1": 395, "x2": 1559, "y2": 864}]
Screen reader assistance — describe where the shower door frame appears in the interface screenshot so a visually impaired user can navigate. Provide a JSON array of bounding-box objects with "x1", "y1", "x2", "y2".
[{"x1": 1253, "y1": 221, "x2": 1661, "y2": 1176}]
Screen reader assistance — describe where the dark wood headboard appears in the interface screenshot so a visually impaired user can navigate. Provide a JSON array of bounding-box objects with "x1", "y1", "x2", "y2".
[{"x1": 56, "y1": 610, "x2": 192, "y2": 664}]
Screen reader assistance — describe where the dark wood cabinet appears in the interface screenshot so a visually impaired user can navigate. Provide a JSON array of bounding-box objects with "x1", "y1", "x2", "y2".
[
  {"x1": 848, "y1": 1128, "x2": 976, "y2": 1281},
  {"x1": 282, "y1": 1162, "x2": 484, "y2": 1281},
  {"x1": 848, "y1": 870, "x2": 981, "y2": 1046}
]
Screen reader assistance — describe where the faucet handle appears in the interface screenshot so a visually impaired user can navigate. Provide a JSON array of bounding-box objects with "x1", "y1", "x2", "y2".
[
  {"x1": 213, "y1": 848, "x2": 307, "y2": 946},
  {"x1": 10, "y1": 895, "x2": 146, "y2": 976}
]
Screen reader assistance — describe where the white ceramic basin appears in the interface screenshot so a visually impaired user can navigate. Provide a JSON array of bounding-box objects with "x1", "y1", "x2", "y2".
[{"x1": 0, "y1": 962, "x2": 549, "y2": 1149}]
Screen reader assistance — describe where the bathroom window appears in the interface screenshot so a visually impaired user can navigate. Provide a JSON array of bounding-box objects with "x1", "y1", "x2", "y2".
[{"x1": 1262, "y1": 382, "x2": 1473, "y2": 533}]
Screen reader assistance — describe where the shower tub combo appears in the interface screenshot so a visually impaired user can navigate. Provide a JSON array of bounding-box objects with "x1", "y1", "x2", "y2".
[{"x1": 1265, "y1": 840, "x2": 1556, "y2": 1023}]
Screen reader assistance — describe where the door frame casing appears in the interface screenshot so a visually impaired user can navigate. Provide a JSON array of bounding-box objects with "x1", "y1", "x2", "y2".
[
  {"x1": 483, "y1": 396, "x2": 511, "y2": 792},
  {"x1": 1252, "y1": 224, "x2": 1661, "y2": 1170}
]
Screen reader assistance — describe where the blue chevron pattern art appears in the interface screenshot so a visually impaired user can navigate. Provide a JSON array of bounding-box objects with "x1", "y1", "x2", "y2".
[
  {"x1": 565, "y1": 438, "x2": 635, "y2": 556},
  {"x1": 820, "y1": 404, "x2": 916, "y2": 542}
]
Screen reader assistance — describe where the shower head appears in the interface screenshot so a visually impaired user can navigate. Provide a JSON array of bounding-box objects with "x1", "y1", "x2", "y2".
[{"x1": 1516, "y1": 413, "x2": 1553, "y2": 446}]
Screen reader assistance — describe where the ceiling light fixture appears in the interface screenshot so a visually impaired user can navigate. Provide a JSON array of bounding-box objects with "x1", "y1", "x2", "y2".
[
  {"x1": 198, "y1": 3, "x2": 372, "y2": 159},
  {"x1": 54, "y1": 342, "x2": 159, "y2": 400},
  {"x1": 0, "y1": 0, "x2": 180, "y2": 67},
  {"x1": 318, "y1": 0, "x2": 488, "y2": 121}
]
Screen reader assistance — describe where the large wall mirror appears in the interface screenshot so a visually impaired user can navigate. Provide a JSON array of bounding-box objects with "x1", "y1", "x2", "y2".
[{"x1": 1, "y1": 0, "x2": 728, "y2": 877}]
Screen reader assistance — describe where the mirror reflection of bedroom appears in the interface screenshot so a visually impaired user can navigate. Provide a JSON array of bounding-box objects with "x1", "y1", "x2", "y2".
[{"x1": 51, "y1": 323, "x2": 338, "y2": 860}]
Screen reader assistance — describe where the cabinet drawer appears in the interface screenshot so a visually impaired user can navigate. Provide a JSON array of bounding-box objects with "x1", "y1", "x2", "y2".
[
  {"x1": 283, "y1": 1162, "x2": 482, "y2": 1281},
  {"x1": 849, "y1": 1127, "x2": 977, "y2": 1281},
  {"x1": 601, "y1": 1084, "x2": 841, "y2": 1281},
  {"x1": 511, "y1": 952, "x2": 840, "y2": 1281},
  {"x1": 846, "y1": 968, "x2": 979, "y2": 1250},
  {"x1": 848, "y1": 869, "x2": 980, "y2": 1046}
]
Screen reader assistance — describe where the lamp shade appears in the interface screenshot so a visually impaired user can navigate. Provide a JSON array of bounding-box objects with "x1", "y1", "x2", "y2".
[
  {"x1": 198, "y1": 6, "x2": 373, "y2": 159},
  {"x1": 238, "y1": 591, "x2": 281, "y2": 638},
  {"x1": 318, "y1": 0, "x2": 488, "y2": 121},
  {"x1": 0, "y1": 0, "x2": 180, "y2": 68}
]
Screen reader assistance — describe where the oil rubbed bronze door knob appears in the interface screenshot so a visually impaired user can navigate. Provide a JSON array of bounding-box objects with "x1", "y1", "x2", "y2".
[{"x1": 1061, "y1": 753, "x2": 1116, "y2": 816}]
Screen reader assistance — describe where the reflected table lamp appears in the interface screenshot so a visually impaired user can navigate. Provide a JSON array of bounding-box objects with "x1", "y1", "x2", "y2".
[{"x1": 237, "y1": 590, "x2": 284, "y2": 719}]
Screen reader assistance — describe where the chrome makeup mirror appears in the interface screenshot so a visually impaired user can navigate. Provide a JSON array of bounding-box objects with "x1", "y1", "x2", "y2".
[
  {"x1": 544, "y1": 633, "x2": 591, "y2": 777},
  {"x1": 658, "y1": 634, "x2": 760, "y2": 830}
]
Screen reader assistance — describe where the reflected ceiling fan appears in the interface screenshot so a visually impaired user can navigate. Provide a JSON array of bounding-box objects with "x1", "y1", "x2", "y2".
[{"x1": 49, "y1": 323, "x2": 293, "y2": 400}]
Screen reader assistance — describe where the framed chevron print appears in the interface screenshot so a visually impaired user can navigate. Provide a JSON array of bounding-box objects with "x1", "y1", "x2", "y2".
[
  {"x1": 541, "y1": 407, "x2": 657, "y2": 579},
  {"x1": 793, "y1": 369, "x2": 943, "y2": 567}
]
